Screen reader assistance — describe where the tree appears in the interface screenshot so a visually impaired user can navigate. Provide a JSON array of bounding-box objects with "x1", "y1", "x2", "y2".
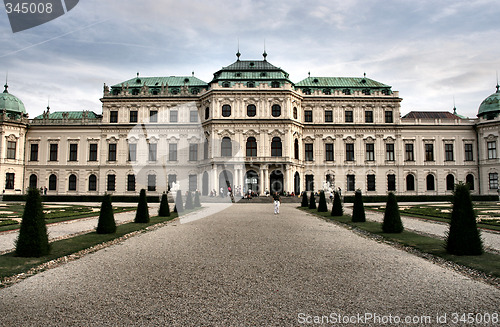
[
  {"x1": 194, "y1": 191, "x2": 201, "y2": 208},
  {"x1": 134, "y1": 189, "x2": 150, "y2": 223},
  {"x1": 16, "y1": 188, "x2": 50, "y2": 257},
  {"x1": 382, "y1": 192, "x2": 403, "y2": 233},
  {"x1": 309, "y1": 192, "x2": 317, "y2": 209},
  {"x1": 352, "y1": 189, "x2": 366, "y2": 222},
  {"x1": 185, "y1": 191, "x2": 194, "y2": 210},
  {"x1": 158, "y1": 192, "x2": 170, "y2": 217},
  {"x1": 301, "y1": 191, "x2": 309, "y2": 207},
  {"x1": 96, "y1": 194, "x2": 116, "y2": 234},
  {"x1": 445, "y1": 183, "x2": 483, "y2": 255},
  {"x1": 174, "y1": 190, "x2": 183, "y2": 213},
  {"x1": 317, "y1": 190, "x2": 328, "y2": 212},
  {"x1": 331, "y1": 191, "x2": 343, "y2": 217}
]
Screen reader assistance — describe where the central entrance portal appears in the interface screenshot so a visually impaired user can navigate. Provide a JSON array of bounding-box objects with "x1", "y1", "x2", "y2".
[
  {"x1": 245, "y1": 170, "x2": 259, "y2": 194},
  {"x1": 270, "y1": 170, "x2": 284, "y2": 194}
]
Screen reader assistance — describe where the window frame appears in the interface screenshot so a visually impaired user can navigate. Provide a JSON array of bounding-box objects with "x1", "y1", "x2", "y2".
[
  {"x1": 110, "y1": 111, "x2": 118, "y2": 123},
  {"x1": 108, "y1": 143, "x2": 117, "y2": 162},
  {"x1": 89, "y1": 144, "x2": 98, "y2": 162},
  {"x1": 425, "y1": 143, "x2": 434, "y2": 161},
  {"x1": 107, "y1": 174, "x2": 116, "y2": 191},
  {"x1": 246, "y1": 137, "x2": 257, "y2": 157},
  {"x1": 30, "y1": 143, "x2": 39, "y2": 162},
  {"x1": 49, "y1": 143, "x2": 58, "y2": 162},
  {"x1": 325, "y1": 143, "x2": 334, "y2": 161},
  {"x1": 5, "y1": 173, "x2": 14, "y2": 189},
  {"x1": 247, "y1": 104, "x2": 256, "y2": 117},
  {"x1": 367, "y1": 174, "x2": 376, "y2": 191},
  {"x1": 129, "y1": 110, "x2": 138, "y2": 123},
  {"x1": 88, "y1": 174, "x2": 97, "y2": 191},
  {"x1": 149, "y1": 110, "x2": 158, "y2": 123},
  {"x1": 385, "y1": 110, "x2": 393, "y2": 123},
  {"x1": 366, "y1": 143, "x2": 375, "y2": 161},
  {"x1": 271, "y1": 104, "x2": 281, "y2": 118},
  {"x1": 271, "y1": 137, "x2": 282, "y2": 157},
  {"x1": 346, "y1": 143, "x2": 355, "y2": 161},
  {"x1": 222, "y1": 105, "x2": 231, "y2": 117},
  {"x1": 489, "y1": 173, "x2": 498, "y2": 190},
  {"x1": 386, "y1": 143, "x2": 395, "y2": 161},
  {"x1": 304, "y1": 110, "x2": 313, "y2": 122},
  {"x1": 464, "y1": 143, "x2": 473, "y2": 161},
  {"x1": 189, "y1": 143, "x2": 198, "y2": 161},
  {"x1": 365, "y1": 110, "x2": 373, "y2": 123},
  {"x1": 405, "y1": 143, "x2": 414, "y2": 161},
  {"x1": 445, "y1": 144, "x2": 454, "y2": 161},
  {"x1": 345, "y1": 110, "x2": 353, "y2": 123},
  {"x1": 324, "y1": 110, "x2": 333, "y2": 122},
  {"x1": 305, "y1": 143, "x2": 314, "y2": 161},
  {"x1": 487, "y1": 141, "x2": 497, "y2": 159},
  {"x1": 169, "y1": 143, "x2": 178, "y2": 161},
  {"x1": 69, "y1": 143, "x2": 78, "y2": 162},
  {"x1": 6, "y1": 141, "x2": 16, "y2": 159}
]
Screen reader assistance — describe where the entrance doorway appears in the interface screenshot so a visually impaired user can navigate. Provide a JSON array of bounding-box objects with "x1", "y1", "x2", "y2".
[
  {"x1": 270, "y1": 170, "x2": 284, "y2": 194},
  {"x1": 219, "y1": 170, "x2": 233, "y2": 195},
  {"x1": 245, "y1": 170, "x2": 259, "y2": 194},
  {"x1": 294, "y1": 172, "x2": 300, "y2": 195}
]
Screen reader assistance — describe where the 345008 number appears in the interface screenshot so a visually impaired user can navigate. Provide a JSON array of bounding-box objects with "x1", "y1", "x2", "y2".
[{"x1": 5, "y1": 2, "x2": 53, "y2": 14}]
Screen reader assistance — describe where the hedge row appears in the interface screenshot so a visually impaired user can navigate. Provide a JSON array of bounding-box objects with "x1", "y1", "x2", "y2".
[
  {"x1": 340, "y1": 194, "x2": 498, "y2": 203},
  {"x1": 2, "y1": 194, "x2": 161, "y2": 203}
]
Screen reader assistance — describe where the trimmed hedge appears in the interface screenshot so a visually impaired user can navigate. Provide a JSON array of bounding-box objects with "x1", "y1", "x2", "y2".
[{"x1": 2, "y1": 194, "x2": 161, "y2": 203}]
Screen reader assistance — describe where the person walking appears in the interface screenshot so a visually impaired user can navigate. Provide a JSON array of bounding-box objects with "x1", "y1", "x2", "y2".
[{"x1": 273, "y1": 192, "x2": 281, "y2": 214}]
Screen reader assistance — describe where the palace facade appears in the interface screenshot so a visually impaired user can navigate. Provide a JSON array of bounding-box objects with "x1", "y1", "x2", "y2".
[{"x1": 1, "y1": 54, "x2": 499, "y2": 197}]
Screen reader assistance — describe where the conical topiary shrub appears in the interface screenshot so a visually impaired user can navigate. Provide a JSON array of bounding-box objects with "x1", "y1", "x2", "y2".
[
  {"x1": 331, "y1": 191, "x2": 343, "y2": 216},
  {"x1": 96, "y1": 194, "x2": 116, "y2": 234},
  {"x1": 158, "y1": 192, "x2": 170, "y2": 217},
  {"x1": 194, "y1": 191, "x2": 201, "y2": 208},
  {"x1": 317, "y1": 190, "x2": 328, "y2": 212},
  {"x1": 382, "y1": 192, "x2": 403, "y2": 233},
  {"x1": 352, "y1": 189, "x2": 366, "y2": 222},
  {"x1": 445, "y1": 182, "x2": 483, "y2": 255},
  {"x1": 301, "y1": 191, "x2": 309, "y2": 207},
  {"x1": 185, "y1": 191, "x2": 194, "y2": 210},
  {"x1": 309, "y1": 192, "x2": 317, "y2": 209},
  {"x1": 174, "y1": 190, "x2": 183, "y2": 213},
  {"x1": 16, "y1": 188, "x2": 50, "y2": 257},
  {"x1": 134, "y1": 189, "x2": 150, "y2": 223}
]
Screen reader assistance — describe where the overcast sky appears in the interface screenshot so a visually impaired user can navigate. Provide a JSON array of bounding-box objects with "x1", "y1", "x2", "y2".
[{"x1": 1, "y1": 0, "x2": 499, "y2": 118}]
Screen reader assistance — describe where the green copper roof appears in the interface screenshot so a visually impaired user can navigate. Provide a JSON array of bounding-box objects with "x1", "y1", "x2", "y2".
[
  {"x1": 295, "y1": 76, "x2": 390, "y2": 88},
  {"x1": 34, "y1": 111, "x2": 99, "y2": 120},
  {"x1": 212, "y1": 58, "x2": 292, "y2": 84},
  {"x1": 112, "y1": 76, "x2": 207, "y2": 88},
  {"x1": 478, "y1": 86, "x2": 500, "y2": 117},
  {"x1": 0, "y1": 84, "x2": 26, "y2": 115}
]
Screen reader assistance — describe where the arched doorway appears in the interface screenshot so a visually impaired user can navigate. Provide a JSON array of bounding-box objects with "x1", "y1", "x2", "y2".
[
  {"x1": 219, "y1": 170, "x2": 233, "y2": 195},
  {"x1": 29, "y1": 174, "x2": 37, "y2": 189},
  {"x1": 245, "y1": 170, "x2": 259, "y2": 194},
  {"x1": 294, "y1": 172, "x2": 300, "y2": 194},
  {"x1": 270, "y1": 170, "x2": 284, "y2": 194},
  {"x1": 202, "y1": 171, "x2": 209, "y2": 196}
]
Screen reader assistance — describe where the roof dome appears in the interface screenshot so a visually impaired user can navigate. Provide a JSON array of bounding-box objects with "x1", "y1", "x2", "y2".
[{"x1": 478, "y1": 85, "x2": 500, "y2": 117}]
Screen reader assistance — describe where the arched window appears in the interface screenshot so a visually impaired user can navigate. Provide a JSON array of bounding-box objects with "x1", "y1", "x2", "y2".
[
  {"x1": 293, "y1": 107, "x2": 298, "y2": 119},
  {"x1": 406, "y1": 174, "x2": 415, "y2": 191},
  {"x1": 49, "y1": 174, "x2": 57, "y2": 190},
  {"x1": 88, "y1": 174, "x2": 97, "y2": 191},
  {"x1": 446, "y1": 174, "x2": 455, "y2": 191},
  {"x1": 272, "y1": 104, "x2": 281, "y2": 117},
  {"x1": 222, "y1": 105, "x2": 231, "y2": 117},
  {"x1": 69, "y1": 174, "x2": 77, "y2": 191},
  {"x1": 466, "y1": 174, "x2": 474, "y2": 190},
  {"x1": 221, "y1": 137, "x2": 232, "y2": 157},
  {"x1": 246, "y1": 137, "x2": 257, "y2": 157},
  {"x1": 271, "y1": 137, "x2": 282, "y2": 157},
  {"x1": 247, "y1": 104, "x2": 256, "y2": 117},
  {"x1": 29, "y1": 174, "x2": 37, "y2": 189},
  {"x1": 205, "y1": 107, "x2": 209, "y2": 120},
  {"x1": 294, "y1": 139, "x2": 299, "y2": 160},
  {"x1": 426, "y1": 174, "x2": 435, "y2": 191}
]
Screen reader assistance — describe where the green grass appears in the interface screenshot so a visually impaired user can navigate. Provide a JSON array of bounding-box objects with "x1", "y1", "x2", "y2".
[
  {"x1": 0, "y1": 214, "x2": 178, "y2": 282},
  {"x1": 300, "y1": 208, "x2": 500, "y2": 278}
]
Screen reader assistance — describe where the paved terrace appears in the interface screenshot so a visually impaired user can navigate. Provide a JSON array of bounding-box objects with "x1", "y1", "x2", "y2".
[{"x1": 0, "y1": 203, "x2": 499, "y2": 326}]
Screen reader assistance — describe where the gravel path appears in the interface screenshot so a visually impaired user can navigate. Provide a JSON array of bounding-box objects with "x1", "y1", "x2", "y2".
[{"x1": 1, "y1": 203, "x2": 498, "y2": 326}]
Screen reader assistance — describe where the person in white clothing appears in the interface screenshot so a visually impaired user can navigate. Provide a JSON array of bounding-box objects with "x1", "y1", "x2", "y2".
[{"x1": 273, "y1": 192, "x2": 281, "y2": 214}]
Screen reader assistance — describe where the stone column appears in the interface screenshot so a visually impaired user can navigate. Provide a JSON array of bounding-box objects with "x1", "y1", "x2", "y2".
[{"x1": 211, "y1": 164, "x2": 218, "y2": 195}]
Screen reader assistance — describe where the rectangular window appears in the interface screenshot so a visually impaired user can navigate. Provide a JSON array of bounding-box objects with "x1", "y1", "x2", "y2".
[
  {"x1": 347, "y1": 174, "x2": 355, "y2": 191},
  {"x1": 190, "y1": 111, "x2": 198, "y2": 123},
  {"x1": 366, "y1": 143, "x2": 374, "y2": 161},
  {"x1": 5, "y1": 173, "x2": 14, "y2": 189},
  {"x1": 386, "y1": 143, "x2": 395, "y2": 161},
  {"x1": 305, "y1": 143, "x2": 314, "y2": 161},
  {"x1": 169, "y1": 143, "x2": 177, "y2": 161},
  {"x1": 148, "y1": 143, "x2": 157, "y2": 162},
  {"x1": 305, "y1": 175, "x2": 314, "y2": 191},
  {"x1": 488, "y1": 141, "x2": 497, "y2": 159},
  {"x1": 204, "y1": 140, "x2": 209, "y2": 160},
  {"x1": 405, "y1": 143, "x2": 414, "y2": 161},
  {"x1": 30, "y1": 144, "x2": 39, "y2": 161},
  {"x1": 129, "y1": 110, "x2": 138, "y2": 123},
  {"x1": 170, "y1": 110, "x2": 178, "y2": 123},
  {"x1": 108, "y1": 143, "x2": 117, "y2": 161},
  {"x1": 346, "y1": 143, "x2": 354, "y2": 161},
  {"x1": 365, "y1": 110, "x2": 373, "y2": 123},
  {"x1": 367, "y1": 174, "x2": 376, "y2": 191},
  {"x1": 387, "y1": 174, "x2": 396, "y2": 191},
  {"x1": 464, "y1": 143, "x2": 473, "y2": 161},
  {"x1": 50, "y1": 144, "x2": 58, "y2": 161},
  {"x1": 325, "y1": 143, "x2": 334, "y2": 161},
  {"x1": 324, "y1": 110, "x2": 333, "y2": 122},
  {"x1": 445, "y1": 144, "x2": 454, "y2": 161},
  {"x1": 489, "y1": 173, "x2": 498, "y2": 190},
  {"x1": 148, "y1": 175, "x2": 156, "y2": 192},
  {"x1": 150, "y1": 110, "x2": 158, "y2": 123},
  {"x1": 89, "y1": 144, "x2": 98, "y2": 161},
  {"x1": 345, "y1": 110, "x2": 353, "y2": 123},
  {"x1": 425, "y1": 143, "x2": 434, "y2": 161},
  {"x1": 189, "y1": 174, "x2": 197, "y2": 192},
  {"x1": 128, "y1": 143, "x2": 137, "y2": 162},
  {"x1": 69, "y1": 144, "x2": 78, "y2": 161},
  {"x1": 385, "y1": 110, "x2": 393, "y2": 123},
  {"x1": 127, "y1": 175, "x2": 136, "y2": 192},
  {"x1": 7, "y1": 141, "x2": 16, "y2": 159},
  {"x1": 304, "y1": 110, "x2": 313, "y2": 122},
  {"x1": 189, "y1": 144, "x2": 198, "y2": 161},
  {"x1": 107, "y1": 174, "x2": 116, "y2": 191},
  {"x1": 110, "y1": 111, "x2": 118, "y2": 123}
]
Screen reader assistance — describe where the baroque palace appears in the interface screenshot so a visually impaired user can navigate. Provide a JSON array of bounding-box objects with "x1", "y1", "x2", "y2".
[{"x1": 1, "y1": 53, "x2": 499, "y2": 197}]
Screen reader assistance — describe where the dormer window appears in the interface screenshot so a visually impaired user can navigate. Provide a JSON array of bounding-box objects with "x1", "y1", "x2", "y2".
[
  {"x1": 343, "y1": 89, "x2": 351, "y2": 95},
  {"x1": 271, "y1": 81, "x2": 280, "y2": 88},
  {"x1": 222, "y1": 81, "x2": 230, "y2": 88},
  {"x1": 260, "y1": 72, "x2": 267, "y2": 77},
  {"x1": 362, "y1": 89, "x2": 370, "y2": 95},
  {"x1": 132, "y1": 88, "x2": 139, "y2": 95},
  {"x1": 247, "y1": 81, "x2": 255, "y2": 88},
  {"x1": 323, "y1": 89, "x2": 331, "y2": 95},
  {"x1": 235, "y1": 73, "x2": 241, "y2": 77}
]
